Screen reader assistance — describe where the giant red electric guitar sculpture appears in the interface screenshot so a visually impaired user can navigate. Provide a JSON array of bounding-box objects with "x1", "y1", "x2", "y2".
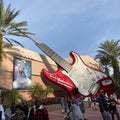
[
  {"x1": 18, "y1": 33, "x2": 115, "y2": 98},
  {"x1": 35, "y1": 43, "x2": 115, "y2": 98}
]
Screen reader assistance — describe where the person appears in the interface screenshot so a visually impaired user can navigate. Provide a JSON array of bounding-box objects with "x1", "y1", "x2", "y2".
[
  {"x1": 11, "y1": 104, "x2": 26, "y2": 120},
  {"x1": 67, "y1": 99, "x2": 83, "y2": 120},
  {"x1": 61, "y1": 97, "x2": 64, "y2": 113},
  {"x1": 22, "y1": 99, "x2": 29, "y2": 120},
  {"x1": 0, "y1": 104, "x2": 5, "y2": 120},
  {"x1": 5, "y1": 101, "x2": 16, "y2": 120},
  {"x1": 28, "y1": 98, "x2": 49, "y2": 120},
  {"x1": 91, "y1": 97, "x2": 98, "y2": 110},
  {"x1": 60, "y1": 97, "x2": 68, "y2": 113},
  {"x1": 76, "y1": 96, "x2": 87, "y2": 120},
  {"x1": 98, "y1": 89, "x2": 111, "y2": 120},
  {"x1": 109, "y1": 95, "x2": 120, "y2": 120},
  {"x1": 67, "y1": 97, "x2": 72, "y2": 110},
  {"x1": 5, "y1": 107, "x2": 12, "y2": 120}
]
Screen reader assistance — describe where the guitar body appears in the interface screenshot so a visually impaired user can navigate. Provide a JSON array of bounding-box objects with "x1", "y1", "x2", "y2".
[{"x1": 42, "y1": 51, "x2": 115, "y2": 98}]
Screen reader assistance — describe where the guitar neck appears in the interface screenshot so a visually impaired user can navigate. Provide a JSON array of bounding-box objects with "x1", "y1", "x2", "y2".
[
  {"x1": 36, "y1": 43, "x2": 72, "y2": 72},
  {"x1": 11, "y1": 31, "x2": 72, "y2": 72}
]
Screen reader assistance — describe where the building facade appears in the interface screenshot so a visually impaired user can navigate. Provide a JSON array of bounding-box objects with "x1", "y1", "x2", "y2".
[{"x1": 0, "y1": 45, "x2": 100, "y2": 101}]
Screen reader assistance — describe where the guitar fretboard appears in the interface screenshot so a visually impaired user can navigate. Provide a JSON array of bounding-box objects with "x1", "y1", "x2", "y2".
[{"x1": 36, "y1": 43, "x2": 72, "y2": 72}]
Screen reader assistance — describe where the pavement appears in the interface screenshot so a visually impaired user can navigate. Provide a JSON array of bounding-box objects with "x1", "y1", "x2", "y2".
[{"x1": 48, "y1": 105, "x2": 120, "y2": 120}]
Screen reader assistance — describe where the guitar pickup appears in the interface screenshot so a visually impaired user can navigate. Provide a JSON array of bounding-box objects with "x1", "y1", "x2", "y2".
[{"x1": 88, "y1": 83, "x2": 99, "y2": 95}]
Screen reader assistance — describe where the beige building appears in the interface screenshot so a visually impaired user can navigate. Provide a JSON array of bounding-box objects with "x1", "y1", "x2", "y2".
[{"x1": 0, "y1": 45, "x2": 100, "y2": 101}]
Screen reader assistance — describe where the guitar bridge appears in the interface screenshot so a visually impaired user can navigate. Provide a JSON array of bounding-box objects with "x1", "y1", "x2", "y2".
[{"x1": 88, "y1": 83, "x2": 99, "y2": 95}]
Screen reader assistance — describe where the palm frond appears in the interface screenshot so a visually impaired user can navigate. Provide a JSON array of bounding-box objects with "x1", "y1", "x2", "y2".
[
  {"x1": 0, "y1": 0, "x2": 35, "y2": 63},
  {"x1": 4, "y1": 37, "x2": 24, "y2": 47}
]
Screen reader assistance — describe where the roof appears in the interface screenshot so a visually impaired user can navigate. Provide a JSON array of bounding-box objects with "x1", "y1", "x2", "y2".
[{"x1": 3, "y1": 45, "x2": 100, "y2": 69}]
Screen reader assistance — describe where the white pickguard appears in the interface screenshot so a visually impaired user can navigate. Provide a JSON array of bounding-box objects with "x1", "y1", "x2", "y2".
[{"x1": 62, "y1": 52, "x2": 107, "y2": 96}]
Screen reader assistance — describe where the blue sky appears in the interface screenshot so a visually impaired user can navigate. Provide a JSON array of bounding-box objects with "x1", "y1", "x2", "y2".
[{"x1": 4, "y1": 0, "x2": 120, "y2": 59}]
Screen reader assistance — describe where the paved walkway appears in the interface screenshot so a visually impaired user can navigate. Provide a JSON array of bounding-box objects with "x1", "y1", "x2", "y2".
[{"x1": 48, "y1": 105, "x2": 120, "y2": 120}]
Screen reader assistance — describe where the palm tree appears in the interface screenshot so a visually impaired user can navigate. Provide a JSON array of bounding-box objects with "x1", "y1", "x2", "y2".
[
  {"x1": 29, "y1": 84, "x2": 44, "y2": 99},
  {"x1": 44, "y1": 85, "x2": 54, "y2": 98},
  {"x1": 1, "y1": 89, "x2": 22, "y2": 104},
  {"x1": 95, "y1": 40, "x2": 120, "y2": 92},
  {"x1": 0, "y1": 0, "x2": 34, "y2": 62},
  {"x1": 95, "y1": 54, "x2": 111, "y2": 75}
]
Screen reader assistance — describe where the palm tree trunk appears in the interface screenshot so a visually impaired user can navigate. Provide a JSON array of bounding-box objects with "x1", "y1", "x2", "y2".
[
  {"x1": 0, "y1": 89, "x2": 1, "y2": 104},
  {"x1": 104, "y1": 66, "x2": 109, "y2": 75},
  {"x1": 112, "y1": 59, "x2": 120, "y2": 90},
  {"x1": 0, "y1": 34, "x2": 3, "y2": 63},
  {"x1": 112, "y1": 59, "x2": 120, "y2": 82},
  {"x1": 0, "y1": 34, "x2": 2, "y2": 103}
]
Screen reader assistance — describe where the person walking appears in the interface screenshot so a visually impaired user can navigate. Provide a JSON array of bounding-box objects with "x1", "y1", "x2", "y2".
[
  {"x1": 67, "y1": 97, "x2": 72, "y2": 111},
  {"x1": 76, "y1": 96, "x2": 87, "y2": 120},
  {"x1": 61, "y1": 97, "x2": 68, "y2": 114},
  {"x1": 98, "y1": 89, "x2": 111, "y2": 120},
  {"x1": 109, "y1": 95, "x2": 120, "y2": 120},
  {"x1": 28, "y1": 98, "x2": 49, "y2": 120},
  {"x1": 91, "y1": 97, "x2": 98, "y2": 110},
  {"x1": 67, "y1": 99, "x2": 83, "y2": 120}
]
